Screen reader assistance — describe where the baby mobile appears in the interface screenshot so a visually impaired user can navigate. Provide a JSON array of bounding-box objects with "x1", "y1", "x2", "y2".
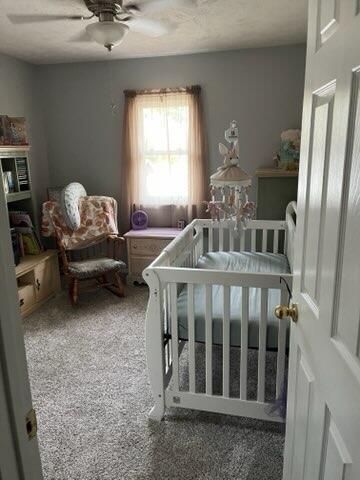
[{"x1": 205, "y1": 120, "x2": 256, "y2": 231}]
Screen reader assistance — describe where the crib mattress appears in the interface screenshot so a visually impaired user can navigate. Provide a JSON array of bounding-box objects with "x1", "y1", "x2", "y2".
[{"x1": 176, "y1": 251, "x2": 290, "y2": 350}]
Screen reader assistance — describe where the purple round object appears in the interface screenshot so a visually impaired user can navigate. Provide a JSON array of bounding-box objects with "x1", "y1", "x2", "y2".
[{"x1": 131, "y1": 209, "x2": 148, "y2": 230}]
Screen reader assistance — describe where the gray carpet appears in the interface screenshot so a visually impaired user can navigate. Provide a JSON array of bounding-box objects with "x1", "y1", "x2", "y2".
[{"x1": 23, "y1": 286, "x2": 285, "y2": 480}]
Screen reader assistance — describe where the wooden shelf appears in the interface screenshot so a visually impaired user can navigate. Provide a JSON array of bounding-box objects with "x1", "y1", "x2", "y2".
[
  {"x1": 15, "y1": 250, "x2": 61, "y2": 318},
  {"x1": 255, "y1": 167, "x2": 298, "y2": 178},
  {"x1": 6, "y1": 191, "x2": 31, "y2": 203},
  {"x1": 15, "y1": 250, "x2": 58, "y2": 277},
  {"x1": 0, "y1": 145, "x2": 30, "y2": 153}
]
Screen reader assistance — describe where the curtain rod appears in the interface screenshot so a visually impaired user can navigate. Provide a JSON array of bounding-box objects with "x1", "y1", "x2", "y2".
[{"x1": 124, "y1": 85, "x2": 201, "y2": 97}]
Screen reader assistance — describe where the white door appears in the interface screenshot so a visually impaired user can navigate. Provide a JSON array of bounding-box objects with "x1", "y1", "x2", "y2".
[
  {"x1": 284, "y1": 0, "x2": 360, "y2": 478},
  {"x1": 0, "y1": 187, "x2": 43, "y2": 477}
]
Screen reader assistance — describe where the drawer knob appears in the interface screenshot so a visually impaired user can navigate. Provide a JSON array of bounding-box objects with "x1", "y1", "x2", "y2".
[
  {"x1": 19, "y1": 298, "x2": 24, "y2": 307},
  {"x1": 36, "y1": 279, "x2": 41, "y2": 291}
]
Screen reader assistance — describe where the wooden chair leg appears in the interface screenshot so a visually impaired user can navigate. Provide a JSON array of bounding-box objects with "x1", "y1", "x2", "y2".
[
  {"x1": 68, "y1": 278, "x2": 74, "y2": 304},
  {"x1": 114, "y1": 271, "x2": 125, "y2": 297},
  {"x1": 70, "y1": 278, "x2": 79, "y2": 305}
]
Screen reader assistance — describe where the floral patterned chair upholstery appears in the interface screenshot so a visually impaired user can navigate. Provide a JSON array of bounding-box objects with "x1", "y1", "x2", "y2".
[{"x1": 42, "y1": 183, "x2": 126, "y2": 305}]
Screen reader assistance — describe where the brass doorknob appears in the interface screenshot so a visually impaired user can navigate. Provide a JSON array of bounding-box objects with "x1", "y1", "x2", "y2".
[{"x1": 274, "y1": 303, "x2": 298, "y2": 323}]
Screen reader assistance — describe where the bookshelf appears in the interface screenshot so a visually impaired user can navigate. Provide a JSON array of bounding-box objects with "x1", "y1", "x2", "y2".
[
  {"x1": 0, "y1": 145, "x2": 35, "y2": 223},
  {"x1": 0, "y1": 145, "x2": 61, "y2": 317}
]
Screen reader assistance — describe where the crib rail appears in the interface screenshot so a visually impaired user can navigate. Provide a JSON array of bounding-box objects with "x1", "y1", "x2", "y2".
[
  {"x1": 144, "y1": 206, "x2": 296, "y2": 422},
  {"x1": 144, "y1": 265, "x2": 292, "y2": 423},
  {"x1": 145, "y1": 269, "x2": 291, "y2": 422},
  {"x1": 156, "y1": 218, "x2": 288, "y2": 270}
]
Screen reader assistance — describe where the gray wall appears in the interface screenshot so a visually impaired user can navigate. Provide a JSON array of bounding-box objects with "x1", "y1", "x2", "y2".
[
  {"x1": 0, "y1": 45, "x2": 306, "y2": 226},
  {"x1": 0, "y1": 53, "x2": 49, "y2": 221},
  {"x1": 39, "y1": 44, "x2": 306, "y2": 211}
]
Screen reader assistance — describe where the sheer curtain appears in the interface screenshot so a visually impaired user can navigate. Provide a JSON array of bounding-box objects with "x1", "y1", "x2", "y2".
[{"x1": 120, "y1": 86, "x2": 207, "y2": 233}]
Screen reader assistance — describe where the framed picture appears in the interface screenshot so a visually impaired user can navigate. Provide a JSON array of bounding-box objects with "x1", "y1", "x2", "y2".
[{"x1": 8, "y1": 117, "x2": 28, "y2": 145}]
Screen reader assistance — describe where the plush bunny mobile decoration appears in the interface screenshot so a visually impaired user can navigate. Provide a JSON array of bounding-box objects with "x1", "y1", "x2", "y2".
[{"x1": 205, "y1": 120, "x2": 255, "y2": 231}]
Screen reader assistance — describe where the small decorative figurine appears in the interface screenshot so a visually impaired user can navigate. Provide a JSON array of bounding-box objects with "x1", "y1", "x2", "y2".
[
  {"x1": 207, "y1": 121, "x2": 256, "y2": 232},
  {"x1": 274, "y1": 129, "x2": 301, "y2": 171},
  {"x1": 203, "y1": 200, "x2": 223, "y2": 222}
]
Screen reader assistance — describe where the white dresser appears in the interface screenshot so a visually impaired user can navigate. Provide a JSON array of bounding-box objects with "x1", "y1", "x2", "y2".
[{"x1": 124, "y1": 227, "x2": 181, "y2": 284}]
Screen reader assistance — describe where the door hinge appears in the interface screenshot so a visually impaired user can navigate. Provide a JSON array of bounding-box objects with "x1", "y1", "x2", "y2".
[{"x1": 25, "y1": 408, "x2": 37, "y2": 440}]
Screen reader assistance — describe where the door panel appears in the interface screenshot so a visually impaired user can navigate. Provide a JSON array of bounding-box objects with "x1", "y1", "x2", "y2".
[
  {"x1": 334, "y1": 70, "x2": 360, "y2": 357},
  {"x1": 284, "y1": 0, "x2": 360, "y2": 478},
  {"x1": 302, "y1": 86, "x2": 335, "y2": 306},
  {"x1": 289, "y1": 348, "x2": 314, "y2": 480},
  {"x1": 321, "y1": 411, "x2": 352, "y2": 480},
  {"x1": 317, "y1": 0, "x2": 340, "y2": 46}
]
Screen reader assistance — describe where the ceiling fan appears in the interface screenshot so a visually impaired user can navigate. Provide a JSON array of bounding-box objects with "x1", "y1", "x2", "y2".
[{"x1": 7, "y1": 0, "x2": 196, "y2": 52}]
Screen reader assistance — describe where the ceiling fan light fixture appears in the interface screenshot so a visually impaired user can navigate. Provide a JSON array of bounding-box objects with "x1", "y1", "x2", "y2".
[{"x1": 85, "y1": 21, "x2": 129, "y2": 51}]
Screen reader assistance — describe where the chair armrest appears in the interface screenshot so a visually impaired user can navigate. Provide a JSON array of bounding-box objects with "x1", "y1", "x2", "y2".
[
  {"x1": 107, "y1": 235, "x2": 125, "y2": 243},
  {"x1": 107, "y1": 235, "x2": 125, "y2": 261}
]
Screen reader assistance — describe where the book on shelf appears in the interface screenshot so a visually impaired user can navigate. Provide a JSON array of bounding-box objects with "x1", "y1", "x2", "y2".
[
  {"x1": 2, "y1": 171, "x2": 16, "y2": 193},
  {"x1": 2, "y1": 172, "x2": 9, "y2": 194},
  {"x1": 15, "y1": 157, "x2": 29, "y2": 190},
  {"x1": 15, "y1": 227, "x2": 42, "y2": 255},
  {"x1": 9, "y1": 210, "x2": 33, "y2": 228},
  {"x1": 9, "y1": 211, "x2": 43, "y2": 256}
]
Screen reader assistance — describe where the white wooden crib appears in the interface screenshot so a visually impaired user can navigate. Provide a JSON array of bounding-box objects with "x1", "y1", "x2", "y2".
[{"x1": 143, "y1": 202, "x2": 297, "y2": 422}]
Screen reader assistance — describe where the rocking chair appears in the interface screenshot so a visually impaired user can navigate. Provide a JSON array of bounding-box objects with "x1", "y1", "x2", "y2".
[
  {"x1": 42, "y1": 182, "x2": 126, "y2": 305},
  {"x1": 58, "y1": 235, "x2": 126, "y2": 305}
]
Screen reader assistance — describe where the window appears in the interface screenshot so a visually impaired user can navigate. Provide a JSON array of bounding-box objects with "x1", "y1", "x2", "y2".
[
  {"x1": 136, "y1": 93, "x2": 190, "y2": 205},
  {"x1": 120, "y1": 86, "x2": 207, "y2": 232}
]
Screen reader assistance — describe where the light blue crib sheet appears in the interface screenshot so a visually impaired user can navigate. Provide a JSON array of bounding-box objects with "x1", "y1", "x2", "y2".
[{"x1": 176, "y1": 252, "x2": 290, "y2": 350}]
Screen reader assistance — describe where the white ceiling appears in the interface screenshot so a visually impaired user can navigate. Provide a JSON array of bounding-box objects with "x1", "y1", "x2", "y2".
[{"x1": 0, "y1": 0, "x2": 307, "y2": 65}]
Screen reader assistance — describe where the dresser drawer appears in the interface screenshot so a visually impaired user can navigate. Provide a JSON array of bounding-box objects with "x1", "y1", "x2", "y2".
[
  {"x1": 130, "y1": 257, "x2": 155, "y2": 275},
  {"x1": 34, "y1": 259, "x2": 54, "y2": 302},
  {"x1": 18, "y1": 284, "x2": 36, "y2": 314},
  {"x1": 130, "y1": 238, "x2": 171, "y2": 256}
]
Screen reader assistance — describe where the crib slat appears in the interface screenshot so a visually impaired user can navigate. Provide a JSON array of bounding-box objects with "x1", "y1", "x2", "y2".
[
  {"x1": 187, "y1": 284, "x2": 196, "y2": 393},
  {"x1": 219, "y1": 224, "x2": 224, "y2": 251},
  {"x1": 240, "y1": 287, "x2": 249, "y2": 400},
  {"x1": 273, "y1": 230, "x2": 279, "y2": 254},
  {"x1": 229, "y1": 228, "x2": 234, "y2": 251},
  {"x1": 240, "y1": 230, "x2": 245, "y2": 251},
  {"x1": 205, "y1": 285, "x2": 213, "y2": 395},
  {"x1": 262, "y1": 230, "x2": 268, "y2": 253},
  {"x1": 222, "y1": 286, "x2": 230, "y2": 398},
  {"x1": 167, "y1": 284, "x2": 172, "y2": 369},
  {"x1": 257, "y1": 288, "x2": 268, "y2": 402},
  {"x1": 200, "y1": 228, "x2": 205, "y2": 256},
  {"x1": 251, "y1": 230, "x2": 256, "y2": 252},
  {"x1": 208, "y1": 226, "x2": 214, "y2": 252},
  {"x1": 163, "y1": 287, "x2": 170, "y2": 371},
  {"x1": 170, "y1": 283, "x2": 179, "y2": 392},
  {"x1": 276, "y1": 288, "x2": 287, "y2": 397}
]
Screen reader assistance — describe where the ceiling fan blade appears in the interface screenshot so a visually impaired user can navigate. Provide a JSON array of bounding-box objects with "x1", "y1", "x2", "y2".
[
  {"x1": 126, "y1": 0, "x2": 196, "y2": 15},
  {"x1": 7, "y1": 14, "x2": 85, "y2": 25},
  {"x1": 68, "y1": 30, "x2": 91, "y2": 43},
  {"x1": 125, "y1": 17, "x2": 175, "y2": 37}
]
